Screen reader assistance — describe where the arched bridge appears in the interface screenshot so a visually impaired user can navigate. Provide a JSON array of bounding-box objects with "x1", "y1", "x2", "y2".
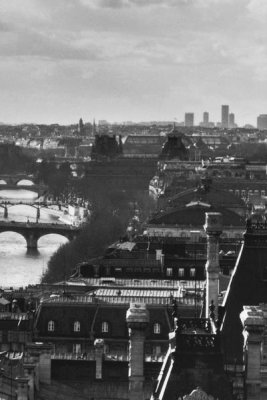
[
  {"x1": 0, "y1": 221, "x2": 82, "y2": 249},
  {"x1": 0, "y1": 174, "x2": 48, "y2": 197},
  {"x1": 0, "y1": 202, "x2": 65, "y2": 219},
  {"x1": 0, "y1": 174, "x2": 37, "y2": 186}
]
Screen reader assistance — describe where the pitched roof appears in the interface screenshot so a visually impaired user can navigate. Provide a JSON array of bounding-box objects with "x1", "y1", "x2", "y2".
[
  {"x1": 167, "y1": 181, "x2": 246, "y2": 209},
  {"x1": 149, "y1": 205, "x2": 245, "y2": 227},
  {"x1": 221, "y1": 223, "x2": 267, "y2": 363}
]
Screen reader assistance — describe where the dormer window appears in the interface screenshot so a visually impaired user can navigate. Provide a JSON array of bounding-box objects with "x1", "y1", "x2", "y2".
[
  {"x1": 48, "y1": 320, "x2": 55, "y2": 332},
  {"x1": 73, "y1": 321, "x2": 80, "y2": 332},
  {"x1": 153, "y1": 322, "x2": 161, "y2": 334},
  {"x1": 178, "y1": 268, "x2": 185, "y2": 277},
  {"x1": 190, "y1": 268, "x2": 196, "y2": 278},
  {"x1": 102, "y1": 321, "x2": 109, "y2": 333}
]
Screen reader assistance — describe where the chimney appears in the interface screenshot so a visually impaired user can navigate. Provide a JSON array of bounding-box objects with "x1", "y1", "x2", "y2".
[
  {"x1": 240, "y1": 306, "x2": 264, "y2": 400},
  {"x1": 126, "y1": 303, "x2": 149, "y2": 400},
  {"x1": 204, "y1": 212, "x2": 222, "y2": 319},
  {"x1": 16, "y1": 377, "x2": 29, "y2": 400},
  {"x1": 94, "y1": 339, "x2": 104, "y2": 379}
]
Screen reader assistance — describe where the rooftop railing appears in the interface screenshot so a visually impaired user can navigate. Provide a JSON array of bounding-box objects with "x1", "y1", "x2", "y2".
[
  {"x1": 0, "y1": 312, "x2": 29, "y2": 320},
  {"x1": 51, "y1": 352, "x2": 164, "y2": 362},
  {"x1": 176, "y1": 333, "x2": 220, "y2": 352},
  {"x1": 46, "y1": 294, "x2": 201, "y2": 306}
]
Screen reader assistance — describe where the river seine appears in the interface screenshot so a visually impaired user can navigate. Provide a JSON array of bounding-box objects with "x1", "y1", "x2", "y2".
[{"x1": 0, "y1": 189, "x2": 69, "y2": 287}]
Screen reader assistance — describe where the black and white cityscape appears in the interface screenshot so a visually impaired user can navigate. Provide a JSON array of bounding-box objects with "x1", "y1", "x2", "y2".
[{"x1": 0, "y1": 1, "x2": 267, "y2": 399}]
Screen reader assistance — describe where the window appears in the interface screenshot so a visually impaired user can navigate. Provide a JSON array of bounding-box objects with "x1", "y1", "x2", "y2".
[
  {"x1": 190, "y1": 268, "x2": 196, "y2": 278},
  {"x1": 166, "y1": 268, "x2": 173, "y2": 277},
  {"x1": 48, "y1": 320, "x2": 54, "y2": 332},
  {"x1": 102, "y1": 321, "x2": 109, "y2": 333},
  {"x1": 153, "y1": 323, "x2": 161, "y2": 334},
  {"x1": 73, "y1": 321, "x2": 80, "y2": 332},
  {"x1": 153, "y1": 345, "x2": 161, "y2": 355},
  {"x1": 73, "y1": 344, "x2": 81, "y2": 354},
  {"x1": 104, "y1": 344, "x2": 110, "y2": 354},
  {"x1": 178, "y1": 268, "x2": 185, "y2": 277}
]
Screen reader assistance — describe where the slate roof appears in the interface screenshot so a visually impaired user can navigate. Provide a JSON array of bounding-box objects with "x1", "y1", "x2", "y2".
[
  {"x1": 221, "y1": 223, "x2": 267, "y2": 363},
  {"x1": 123, "y1": 135, "x2": 166, "y2": 156},
  {"x1": 167, "y1": 181, "x2": 246, "y2": 209},
  {"x1": 148, "y1": 204, "x2": 245, "y2": 227}
]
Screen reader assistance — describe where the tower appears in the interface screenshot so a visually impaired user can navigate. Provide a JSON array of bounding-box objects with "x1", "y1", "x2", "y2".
[
  {"x1": 221, "y1": 105, "x2": 229, "y2": 128},
  {"x1": 78, "y1": 118, "x2": 84, "y2": 135},
  {"x1": 257, "y1": 114, "x2": 267, "y2": 130},
  {"x1": 126, "y1": 303, "x2": 149, "y2": 400},
  {"x1": 203, "y1": 112, "x2": 209, "y2": 126},
  {"x1": 229, "y1": 113, "x2": 235, "y2": 128},
  {"x1": 204, "y1": 212, "x2": 222, "y2": 318},
  {"x1": 184, "y1": 113, "x2": 194, "y2": 127}
]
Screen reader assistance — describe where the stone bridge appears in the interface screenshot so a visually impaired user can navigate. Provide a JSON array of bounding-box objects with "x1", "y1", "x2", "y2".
[
  {"x1": 0, "y1": 221, "x2": 82, "y2": 249},
  {"x1": 0, "y1": 202, "x2": 64, "y2": 219},
  {"x1": 0, "y1": 174, "x2": 48, "y2": 197}
]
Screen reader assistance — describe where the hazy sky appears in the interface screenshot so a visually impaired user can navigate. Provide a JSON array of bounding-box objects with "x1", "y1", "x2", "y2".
[{"x1": 0, "y1": 0, "x2": 267, "y2": 125}]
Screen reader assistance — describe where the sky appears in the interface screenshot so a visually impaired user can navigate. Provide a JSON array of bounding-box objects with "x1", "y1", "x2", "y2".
[{"x1": 0, "y1": 0, "x2": 267, "y2": 125}]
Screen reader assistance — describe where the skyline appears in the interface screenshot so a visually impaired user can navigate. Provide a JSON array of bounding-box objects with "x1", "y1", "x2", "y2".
[{"x1": 1, "y1": 0, "x2": 267, "y2": 125}]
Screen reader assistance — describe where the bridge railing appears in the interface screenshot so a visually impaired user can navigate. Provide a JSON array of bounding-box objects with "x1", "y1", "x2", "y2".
[{"x1": 0, "y1": 220, "x2": 82, "y2": 229}]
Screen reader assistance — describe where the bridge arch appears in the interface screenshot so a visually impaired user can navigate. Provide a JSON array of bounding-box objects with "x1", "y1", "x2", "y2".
[
  {"x1": 6, "y1": 204, "x2": 40, "y2": 221},
  {"x1": 0, "y1": 230, "x2": 28, "y2": 247},
  {"x1": 38, "y1": 233, "x2": 69, "y2": 248},
  {"x1": 0, "y1": 222, "x2": 80, "y2": 249},
  {"x1": 0, "y1": 179, "x2": 7, "y2": 185},
  {"x1": 27, "y1": 230, "x2": 75, "y2": 249},
  {"x1": 16, "y1": 179, "x2": 35, "y2": 186}
]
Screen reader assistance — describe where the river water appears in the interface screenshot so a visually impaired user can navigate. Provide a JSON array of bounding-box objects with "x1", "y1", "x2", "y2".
[{"x1": 0, "y1": 189, "x2": 69, "y2": 287}]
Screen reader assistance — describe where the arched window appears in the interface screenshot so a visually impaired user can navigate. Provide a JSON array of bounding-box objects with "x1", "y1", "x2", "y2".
[
  {"x1": 48, "y1": 320, "x2": 55, "y2": 332},
  {"x1": 101, "y1": 321, "x2": 109, "y2": 333},
  {"x1": 73, "y1": 321, "x2": 80, "y2": 332},
  {"x1": 153, "y1": 322, "x2": 161, "y2": 334}
]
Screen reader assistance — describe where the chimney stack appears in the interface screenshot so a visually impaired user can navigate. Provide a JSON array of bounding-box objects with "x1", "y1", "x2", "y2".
[
  {"x1": 126, "y1": 303, "x2": 149, "y2": 400},
  {"x1": 204, "y1": 212, "x2": 222, "y2": 319}
]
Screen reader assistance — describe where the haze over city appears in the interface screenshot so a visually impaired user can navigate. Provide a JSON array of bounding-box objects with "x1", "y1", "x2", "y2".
[{"x1": 1, "y1": 0, "x2": 267, "y2": 125}]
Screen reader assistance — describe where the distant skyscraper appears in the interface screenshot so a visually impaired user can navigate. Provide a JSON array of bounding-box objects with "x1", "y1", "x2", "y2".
[
  {"x1": 203, "y1": 112, "x2": 209, "y2": 125},
  {"x1": 185, "y1": 113, "x2": 194, "y2": 127},
  {"x1": 229, "y1": 113, "x2": 235, "y2": 128},
  {"x1": 221, "y1": 105, "x2": 229, "y2": 128},
  {"x1": 257, "y1": 115, "x2": 267, "y2": 130}
]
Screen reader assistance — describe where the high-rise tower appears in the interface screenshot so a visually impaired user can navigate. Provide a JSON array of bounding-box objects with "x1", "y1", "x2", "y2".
[
  {"x1": 203, "y1": 112, "x2": 209, "y2": 125},
  {"x1": 184, "y1": 113, "x2": 194, "y2": 127},
  {"x1": 221, "y1": 105, "x2": 229, "y2": 128},
  {"x1": 229, "y1": 113, "x2": 235, "y2": 128},
  {"x1": 257, "y1": 115, "x2": 267, "y2": 130}
]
